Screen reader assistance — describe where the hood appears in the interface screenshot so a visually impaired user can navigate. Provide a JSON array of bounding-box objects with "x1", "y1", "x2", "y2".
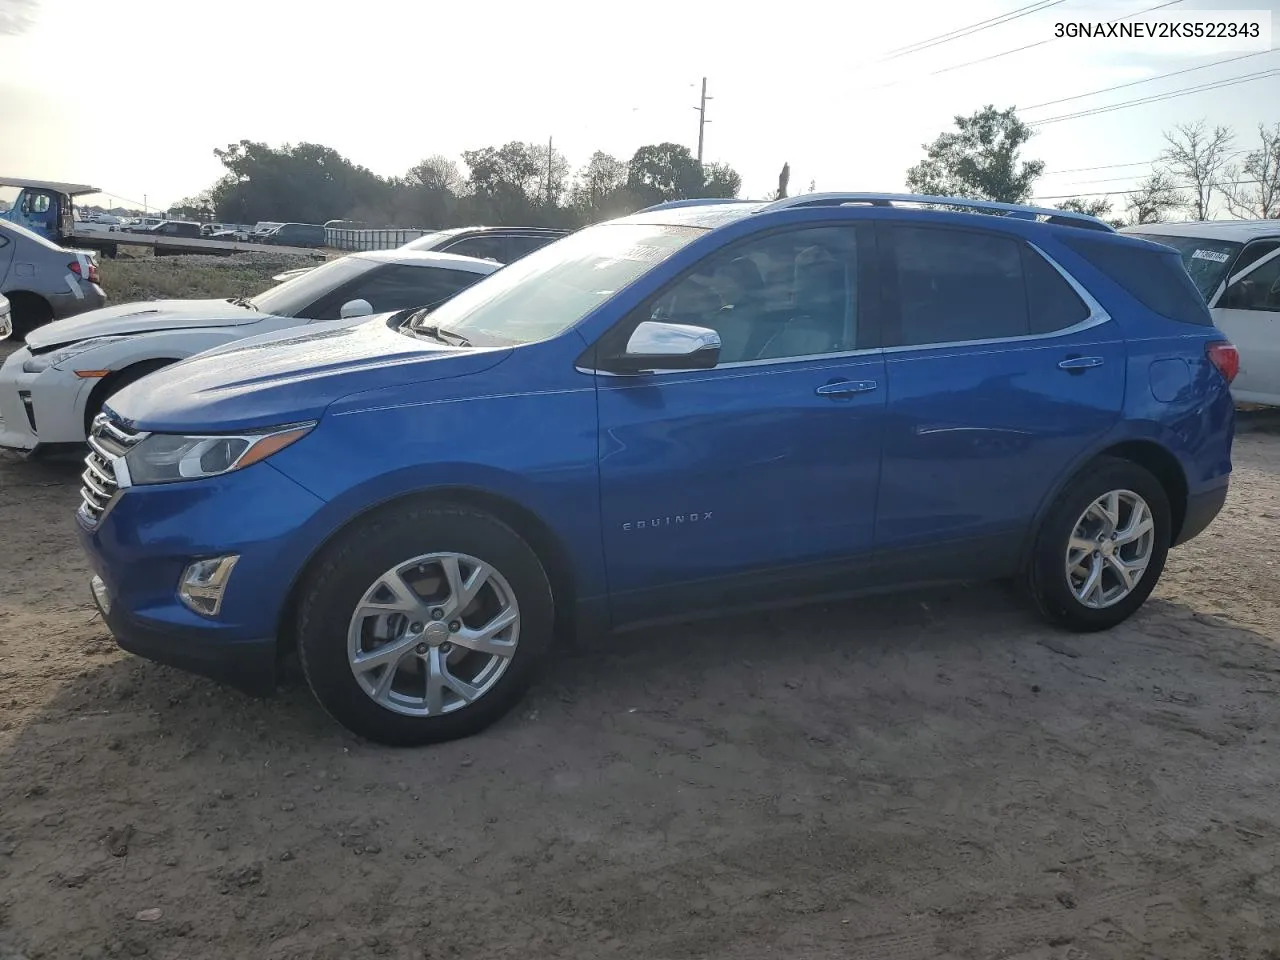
[
  {"x1": 25, "y1": 298, "x2": 270, "y2": 350},
  {"x1": 105, "y1": 314, "x2": 512, "y2": 434}
]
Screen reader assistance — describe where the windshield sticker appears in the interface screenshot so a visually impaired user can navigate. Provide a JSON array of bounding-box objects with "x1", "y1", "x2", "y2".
[{"x1": 1192, "y1": 248, "x2": 1231, "y2": 263}]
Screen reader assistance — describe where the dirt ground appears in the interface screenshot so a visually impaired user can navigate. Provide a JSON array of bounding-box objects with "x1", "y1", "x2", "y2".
[{"x1": 3, "y1": 337, "x2": 1280, "y2": 959}]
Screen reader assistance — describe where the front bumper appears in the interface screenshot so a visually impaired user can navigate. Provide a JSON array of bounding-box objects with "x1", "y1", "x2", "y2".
[
  {"x1": 0, "y1": 346, "x2": 97, "y2": 453},
  {"x1": 77, "y1": 458, "x2": 330, "y2": 693},
  {"x1": 91, "y1": 575, "x2": 278, "y2": 695}
]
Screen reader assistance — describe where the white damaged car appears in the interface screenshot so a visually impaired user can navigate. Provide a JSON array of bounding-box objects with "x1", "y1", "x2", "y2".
[{"x1": 0, "y1": 249, "x2": 498, "y2": 455}]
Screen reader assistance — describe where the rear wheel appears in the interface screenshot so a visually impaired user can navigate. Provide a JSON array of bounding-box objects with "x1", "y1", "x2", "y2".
[
  {"x1": 296, "y1": 503, "x2": 554, "y2": 746},
  {"x1": 7, "y1": 293, "x2": 52, "y2": 337},
  {"x1": 1026, "y1": 457, "x2": 1171, "y2": 632}
]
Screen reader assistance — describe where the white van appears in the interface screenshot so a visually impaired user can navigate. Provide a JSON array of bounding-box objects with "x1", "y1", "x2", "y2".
[{"x1": 1122, "y1": 220, "x2": 1280, "y2": 407}]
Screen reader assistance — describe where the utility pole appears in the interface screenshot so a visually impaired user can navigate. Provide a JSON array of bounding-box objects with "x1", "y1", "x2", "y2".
[
  {"x1": 143, "y1": 194, "x2": 148, "y2": 214},
  {"x1": 546, "y1": 135, "x2": 554, "y2": 207},
  {"x1": 693, "y1": 77, "x2": 712, "y2": 166}
]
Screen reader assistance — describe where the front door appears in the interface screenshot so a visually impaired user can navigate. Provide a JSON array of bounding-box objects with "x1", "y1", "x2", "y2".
[
  {"x1": 872, "y1": 222, "x2": 1127, "y2": 579},
  {"x1": 1211, "y1": 245, "x2": 1280, "y2": 404},
  {"x1": 592, "y1": 223, "x2": 886, "y2": 623}
]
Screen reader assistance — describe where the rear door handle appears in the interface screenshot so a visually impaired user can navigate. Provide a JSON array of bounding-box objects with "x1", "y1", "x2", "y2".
[
  {"x1": 1058, "y1": 356, "x2": 1104, "y2": 371},
  {"x1": 816, "y1": 379, "x2": 878, "y2": 397}
]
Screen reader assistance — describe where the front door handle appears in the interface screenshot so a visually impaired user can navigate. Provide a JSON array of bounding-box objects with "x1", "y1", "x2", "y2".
[
  {"x1": 1058, "y1": 356, "x2": 1105, "y2": 371},
  {"x1": 816, "y1": 379, "x2": 878, "y2": 397}
]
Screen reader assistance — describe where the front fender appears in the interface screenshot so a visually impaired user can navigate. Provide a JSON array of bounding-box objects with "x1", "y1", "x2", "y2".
[{"x1": 266, "y1": 380, "x2": 606, "y2": 607}]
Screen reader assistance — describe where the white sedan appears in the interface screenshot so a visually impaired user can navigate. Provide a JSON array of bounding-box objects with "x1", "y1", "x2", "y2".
[{"x1": 0, "y1": 249, "x2": 498, "y2": 455}]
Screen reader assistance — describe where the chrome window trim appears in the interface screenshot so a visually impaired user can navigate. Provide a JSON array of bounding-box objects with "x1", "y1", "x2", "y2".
[{"x1": 577, "y1": 242, "x2": 1109, "y2": 376}]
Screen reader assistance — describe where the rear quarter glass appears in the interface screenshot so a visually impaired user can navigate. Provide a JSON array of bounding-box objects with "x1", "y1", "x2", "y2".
[{"x1": 1059, "y1": 233, "x2": 1213, "y2": 326}]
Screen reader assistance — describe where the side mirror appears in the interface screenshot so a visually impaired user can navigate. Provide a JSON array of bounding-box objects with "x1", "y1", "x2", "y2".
[
  {"x1": 339, "y1": 298, "x2": 373, "y2": 319},
  {"x1": 599, "y1": 320, "x2": 721, "y2": 374}
]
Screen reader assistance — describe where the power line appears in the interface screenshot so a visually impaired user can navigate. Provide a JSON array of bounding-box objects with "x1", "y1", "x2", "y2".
[
  {"x1": 875, "y1": 0, "x2": 1065, "y2": 63},
  {"x1": 1044, "y1": 161, "x2": 1165, "y2": 174},
  {"x1": 867, "y1": 0, "x2": 1185, "y2": 89},
  {"x1": 1034, "y1": 178, "x2": 1265, "y2": 200},
  {"x1": 1029, "y1": 68, "x2": 1280, "y2": 125},
  {"x1": 1021, "y1": 49, "x2": 1276, "y2": 111}
]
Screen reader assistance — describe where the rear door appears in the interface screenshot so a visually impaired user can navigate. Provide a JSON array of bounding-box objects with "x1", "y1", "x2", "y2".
[
  {"x1": 1211, "y1": 244, "x2": 1280, "y2": 402},
  {"x1": 872, "y1": 222, "x2": 1126, "y2": 578}
]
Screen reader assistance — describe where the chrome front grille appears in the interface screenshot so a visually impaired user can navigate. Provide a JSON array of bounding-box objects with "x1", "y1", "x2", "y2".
[{"x1": 78, "y1": 415, "x2": 144, "y2": 527}]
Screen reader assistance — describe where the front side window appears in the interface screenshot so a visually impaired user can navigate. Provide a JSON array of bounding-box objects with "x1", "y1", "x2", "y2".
[
  {"x1": 309, "y1": 265, "x2": 486, "y2": 321},
  {"x1": 506, "y1": 234, "x2": 559, "y2": 260},
  {"x1": 638, "y1": 226, "x2": 859, "y2": 363},
  {"x1": 250, "y1": 255, "x2": 378, "y2": 317},
  {"x1": 1221, "y1": 253, "x2": 1280, "y2": 312},
  {"x1": 409, "y1": 223, "x2": 707, "y2": 347}
]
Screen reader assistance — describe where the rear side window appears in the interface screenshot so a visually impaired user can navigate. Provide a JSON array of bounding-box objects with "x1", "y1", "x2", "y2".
[
  {"x1": 1061, "y1": 234, "x2": 1213, "y2": 326},
  {"x1": 891, "y1": 226, "x2": 1026, "y2": 345},
  {"x1": 1022, "y1": 245, "x2": 1090, "y2": 334}
]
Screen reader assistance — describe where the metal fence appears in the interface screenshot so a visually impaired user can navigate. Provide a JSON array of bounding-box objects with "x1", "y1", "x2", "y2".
[{"x1": 326, "y1": 228, "x2": 429, "y2": 251}]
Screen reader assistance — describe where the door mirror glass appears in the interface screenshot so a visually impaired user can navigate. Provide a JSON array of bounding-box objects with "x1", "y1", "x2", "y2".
[
  {"x1": 339, "y1": 298, "x2": 373, "y2": 319},
  {"x1": 601, "y1": 320, "x2": 721, "y2": 373}
]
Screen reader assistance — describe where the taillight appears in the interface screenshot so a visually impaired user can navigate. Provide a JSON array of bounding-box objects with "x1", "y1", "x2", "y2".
[
  {"x1": 1207, "y1": 341, "x2": 1239, "y2": 384},
  {"x1": 67, "y1": 259, "x2": 100, "y2": 284}
]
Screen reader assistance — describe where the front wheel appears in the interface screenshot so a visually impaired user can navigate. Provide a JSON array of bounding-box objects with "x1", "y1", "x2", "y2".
[
  {"x1": 296, "y1": 504, "x2": 555, "y2": 746},
  {"x1": 1026, "y1": 457, "x2": 1171, "y2": 632}
]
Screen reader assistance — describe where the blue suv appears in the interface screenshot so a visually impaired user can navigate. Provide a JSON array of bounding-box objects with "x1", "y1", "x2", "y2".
[{"x1": 76, "y1": 193, "x2": 1238, "y2": 746}]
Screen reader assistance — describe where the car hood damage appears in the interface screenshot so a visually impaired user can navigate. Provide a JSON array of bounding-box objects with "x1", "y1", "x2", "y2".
[
  {"x1": 25, "y1": 299, "x2": 271, "y2": 351},
  {"x1": 104, "y1": 315, "x2": 512, "y2": 434}
]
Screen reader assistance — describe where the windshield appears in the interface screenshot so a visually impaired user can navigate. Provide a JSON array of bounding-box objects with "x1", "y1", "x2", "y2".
[
  {"x1": 250, "y1": 255, "x2": 378, "y2": 317},
  {"x1": 410, "y1": 222, "x2": 707, "y2": 346},
  {"x1": 1129, "y1": 233, "x2": 1242, "y2": 302}
]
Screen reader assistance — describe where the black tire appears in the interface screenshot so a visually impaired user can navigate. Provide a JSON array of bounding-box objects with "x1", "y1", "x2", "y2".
[
  {"x1": 296, "y1": 503, "x2": 555, "y2": 746},
  {"x1": 1026, "y1": 456, "x2": 1171, "y2": 632},
  {"x1": 8, "y1": 293, "x2": 53, "y2": 337},
  {"x1": 84, "y1": 359, "x2": 175, "y2": 434}
]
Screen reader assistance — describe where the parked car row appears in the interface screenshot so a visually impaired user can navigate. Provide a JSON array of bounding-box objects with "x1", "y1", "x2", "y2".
[
  {"x1": 3, "y1": 193, "x2": 1237, "y2": 749},
  {"x1": 0, "y1": 249, "x2": 499, "y2": 454},
  {"x1": 0, "y1": 219, "x2": 105, "y2": 335}
]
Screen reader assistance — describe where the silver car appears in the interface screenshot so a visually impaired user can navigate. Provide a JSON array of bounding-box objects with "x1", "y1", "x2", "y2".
[{"x1": 0, "y1": 220, "x2": 106, "y2": 336}]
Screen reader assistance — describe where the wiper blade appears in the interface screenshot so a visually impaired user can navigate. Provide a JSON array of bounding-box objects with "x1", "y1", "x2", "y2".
[
  {"x1": 226, "y1": 296, "x2": 256, "y2": 310},
  {"x1": 417, "y1": 324, "x2": 472, "y2": 347}
]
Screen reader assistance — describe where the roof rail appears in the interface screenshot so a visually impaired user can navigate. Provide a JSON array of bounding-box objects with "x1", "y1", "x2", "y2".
[
  {"x1": 637, "y1": 198, "x2": 759, "y2": 214},
  {"x1": 757, "y1": 192, "x2": 1115, "y2": 232}
]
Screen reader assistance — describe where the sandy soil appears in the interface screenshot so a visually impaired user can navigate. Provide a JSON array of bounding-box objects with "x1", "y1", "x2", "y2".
[{"x1": 3, "y1": 348, "x2": 1280, "y2": 958}]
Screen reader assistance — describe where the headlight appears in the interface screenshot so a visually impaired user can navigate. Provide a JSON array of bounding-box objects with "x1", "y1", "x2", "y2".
[
  {"x1": 22, "y1": 337, "x2": 126, "y2": 374},
  {"x1": 123, "y1": 423, "x2": 315, "y2": 484}
]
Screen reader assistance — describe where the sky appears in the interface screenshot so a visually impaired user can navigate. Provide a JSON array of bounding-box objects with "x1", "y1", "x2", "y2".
[{"x1": 0, "y1": 0, "x2": 1277, "y2": 217}]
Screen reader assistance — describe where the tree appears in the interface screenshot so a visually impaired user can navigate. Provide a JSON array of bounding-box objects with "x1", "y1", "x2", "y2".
[
  {"x1": 1222, "y1": 123, "x2": 1280, "y2": 219},
  {"x1": 1056, "y1": 196, "x2": 1113, "y2": 218},
  {"x1": 906, "y1": 105, "x2": 1045, "y2": 203},
  {"x1": 700, "y1": 161, "x2": 743, "y2": 199},
  {"x1": 1125, "y1": 171, "x2": 1185, "y2": 225},
  {"x1": 461, "y1": 142, "x2": 542, "y2": 223},
  {"x1": 569, "y1": 151, "x2": 633, "y2": 222},
  {"x1": 776, "y1": 162, "x2": 791, "y2": 200},
  {"x1": 529, "y1": 141, "x2": 571, "y2": 208},
  {"x1": 627, "y1": 142, "x2": 704, "y2": 205},
  {"x1": 405, "y1": 155, "x2": 464, "y2": 195},
  {"x1": 208, "y1": 140, "x2": 388, "y2": 224},
  {"x1": 1160, "y1": 120, "x2": 1233, "y2": 221}
]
